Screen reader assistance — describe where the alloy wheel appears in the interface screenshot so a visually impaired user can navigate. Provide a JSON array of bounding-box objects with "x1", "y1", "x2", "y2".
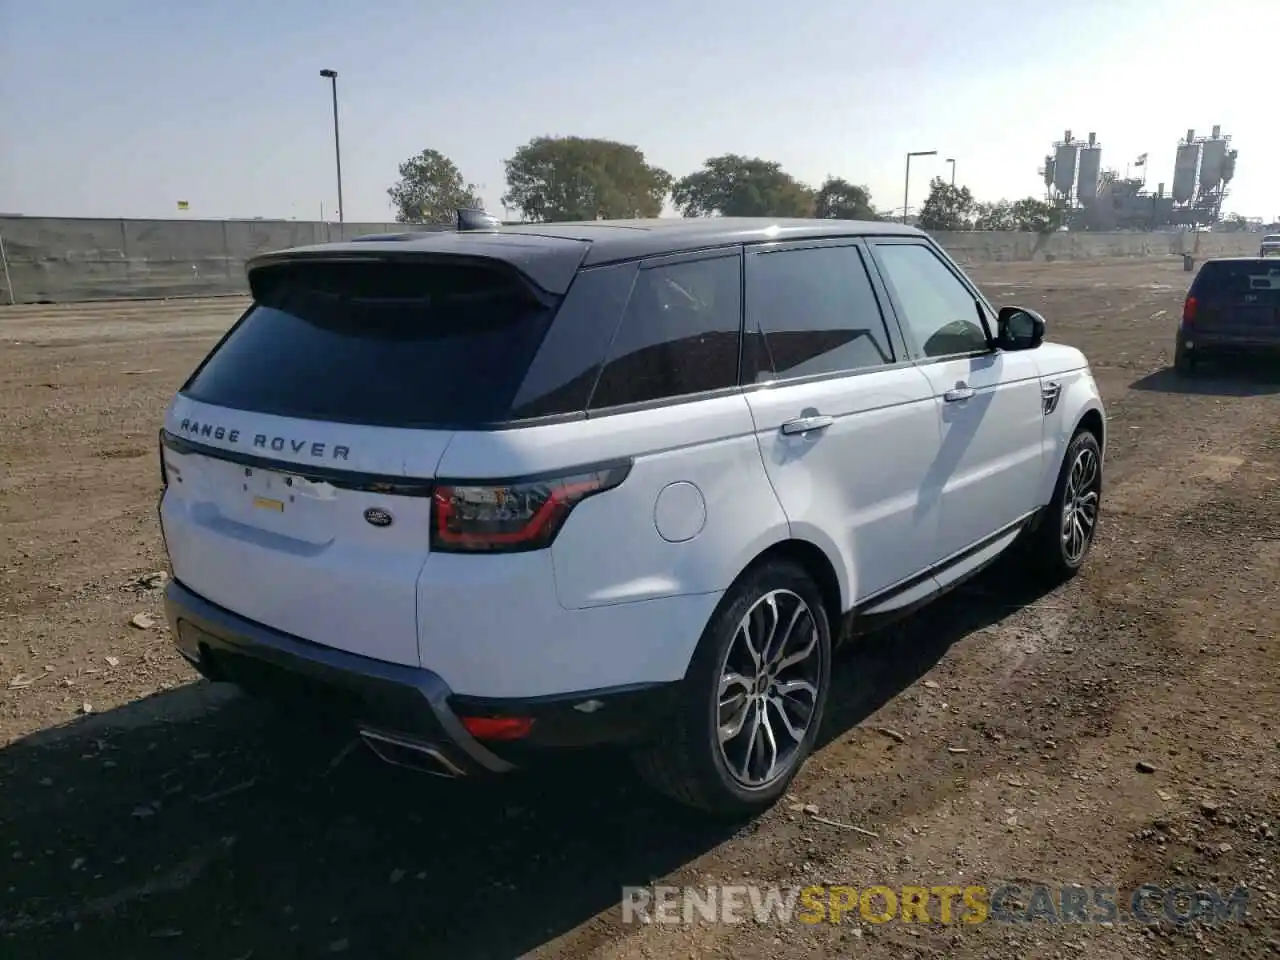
[
  {"x1": 716, "y1": 589, "x2": 823, "y2": 788},
  {"x1": 1061, "y1": 445, "x2": 1100, "y2": 564}
]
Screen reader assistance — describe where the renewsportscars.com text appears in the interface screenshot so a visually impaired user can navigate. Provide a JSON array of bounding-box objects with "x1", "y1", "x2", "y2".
[{"x1": 621, "y1": 883, "x2": 1249, "y2": 926}]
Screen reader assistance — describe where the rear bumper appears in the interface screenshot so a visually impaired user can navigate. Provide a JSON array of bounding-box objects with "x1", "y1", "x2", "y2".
[
  {"x1": 166, "y1": 580, "x2": 680, "y2": 776},
  {"x1": 1178, "y1": 332, "x2": 1280, "y2": 355}
]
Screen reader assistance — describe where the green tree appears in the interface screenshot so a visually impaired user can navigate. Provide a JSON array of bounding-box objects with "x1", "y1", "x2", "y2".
[
  {"x1": 813, "y1": 177, "x2": 876, "y2": 220},
  {"x1": 1010, "y1": 198, "x2": 1063, "y2": 233},
  {"x1": 501, "y1": 136, "x2": 672, "y2": 222},
  {"x1": 387, "y1": 148, "x2": 482, "y2": 224},
  {"x1": 917, "y1": 177, "x2": 975, "y2": 231},
  {"x1": 673, "y1": 154, "x2": 815, "y2": 218},
  {"x1": 972, "y1": 200, "x2": 1016, "y2": 231}
]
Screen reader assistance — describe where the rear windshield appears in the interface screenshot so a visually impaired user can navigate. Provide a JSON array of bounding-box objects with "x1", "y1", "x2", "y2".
[
  {"x1": 1193, "y1": 261, "x2": 1280, "y2": 296},
  {"x1": 182, "y1": 260, "x2": 559, "y2": 427}
]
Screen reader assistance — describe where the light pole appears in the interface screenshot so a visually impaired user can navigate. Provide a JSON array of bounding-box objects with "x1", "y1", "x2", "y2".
[
  {"x1": 319, "y1": 69, "x2": 343, "y2": 224},
  {"x1": 903, "y1": 150, "x2": 937, "y2": 223},
  {"x1": 946, "y1": 157, "x2": 956, "y2": 186}
]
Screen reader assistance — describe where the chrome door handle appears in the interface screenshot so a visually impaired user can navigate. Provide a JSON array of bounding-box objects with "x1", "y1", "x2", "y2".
[
  {"x1": 943, "y1": 385, "x2": 975, "y2": 403},
  {"x1": 781, "y1": 415, "x2": 834, "y2": 436}
]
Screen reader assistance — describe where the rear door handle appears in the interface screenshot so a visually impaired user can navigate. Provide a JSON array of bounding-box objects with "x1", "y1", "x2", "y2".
[
  {"x1": 943, "y1": 385, "x2": 975, "y2": 403},
  {"x1": 781, "y1": 415, "x2": 834, "y2": 436}
]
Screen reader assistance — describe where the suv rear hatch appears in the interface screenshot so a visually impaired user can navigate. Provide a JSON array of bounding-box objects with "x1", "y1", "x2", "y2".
[
  {"x1": 1188, "y1": 260, "x2": 1280, "y2": 339},
  {"x1": 160, "y1": 249, "x2": 584, "y2": 667}
]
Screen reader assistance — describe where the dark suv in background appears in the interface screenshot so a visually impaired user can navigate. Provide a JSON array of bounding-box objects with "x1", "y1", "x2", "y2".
[{"x1": 1176, "y1": 257, "x2": 1280, "y2": 375}]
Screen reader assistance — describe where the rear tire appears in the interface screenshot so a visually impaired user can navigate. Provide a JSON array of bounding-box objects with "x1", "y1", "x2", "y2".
[
  {"x1": 1174, "y1": 346, "x2": 1196, "y2": 376},
  {"x1": 1026, "y1": 429, "x2": 1103, "y2": 584},
  {"x1": 632, "y1": 559, "x2": 832, "y2": 817}
]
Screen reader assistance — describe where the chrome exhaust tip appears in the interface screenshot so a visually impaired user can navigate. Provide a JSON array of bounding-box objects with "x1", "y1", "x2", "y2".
[{"x1": 358, "y1": 727, "x2": 465, "y2": 779}]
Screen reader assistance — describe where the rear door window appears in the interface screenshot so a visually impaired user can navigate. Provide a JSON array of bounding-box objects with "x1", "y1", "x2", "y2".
[
  {"x1": 743, "y1": 242, "x2": 896, "y2": 382},
  {"x1": 588, "y1": 252, "x2": 743, "y2": 410},
  {"x1": 182, "y1": 260, "x2": 559, "y2": 427}
]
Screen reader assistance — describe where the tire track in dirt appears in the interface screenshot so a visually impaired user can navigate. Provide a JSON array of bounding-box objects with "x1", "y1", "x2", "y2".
[{"x1": 2, "y1": 299, "x2": 244, "y2": 346}]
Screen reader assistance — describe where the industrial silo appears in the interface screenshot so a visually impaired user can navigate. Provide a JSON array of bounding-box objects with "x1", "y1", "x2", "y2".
[
  {"x1": 1076, "y1": 133, "x2": 1102, "y2": 203},
  {"x1": 1053, "y1": 131, "x2": 1079, "y2": 199},
  {"x1": 1198, "y1": 125, "x2": 1229, "y2": 194},
  {"x1": 1172, "y1": 129, "x2": 1202, "y2": 205}
]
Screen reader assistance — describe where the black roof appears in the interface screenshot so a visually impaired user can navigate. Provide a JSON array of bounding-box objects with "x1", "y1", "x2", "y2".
[
  {"x1": 1201, "y1": 256, "x2": 1280, "y2": 263},
  {"x1": 488, "y1": 217, "x2": 922, "y2": 265},
  {"x1": 247, "y1": 217, "x2": 925, "y2": 296}
]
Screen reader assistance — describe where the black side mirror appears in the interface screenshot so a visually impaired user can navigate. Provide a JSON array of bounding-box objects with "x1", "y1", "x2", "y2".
[{"x1": 996, "y1": 306, "x2": 1046, "y2": 351}]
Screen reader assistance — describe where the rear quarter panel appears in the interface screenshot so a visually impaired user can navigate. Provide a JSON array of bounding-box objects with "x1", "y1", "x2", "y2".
[{"x1": 433, "y1": 394, "x2": 791, "y2": 611}]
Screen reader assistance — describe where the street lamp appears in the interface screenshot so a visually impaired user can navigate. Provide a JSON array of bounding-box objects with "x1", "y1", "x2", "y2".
[
  {"x1": 903, "y1": 150, "x2": 937, "y2": 224},
  {"x1": 946, "y1": 158, "x2": 956, "y2": 186},
  {"x1": 319, "y1": 69, "x2": 343, "y2": 224}
]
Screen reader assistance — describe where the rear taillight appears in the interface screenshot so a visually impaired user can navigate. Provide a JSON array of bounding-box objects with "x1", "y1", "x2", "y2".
[
  {"x1": 1182, "y1": 296, "x2": 1197, "y2": 325},
  {"x1": 459, "y1": 715, "x2": 534, "y2": 741},
  {"x1": 430, "y1": 461, "x2": 631, "y2": 553}
]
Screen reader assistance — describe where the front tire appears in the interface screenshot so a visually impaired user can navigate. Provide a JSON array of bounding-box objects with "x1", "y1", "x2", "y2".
[
  {"x1": 1027, "y1": 429, "x2": 1103, "y2": 583},
  {"x1": 633, "y1": 559, "x2": 832, "y2": 817}
]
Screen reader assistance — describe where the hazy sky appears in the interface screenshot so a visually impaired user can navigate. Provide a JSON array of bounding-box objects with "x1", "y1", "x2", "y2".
[{"x1": 2, "y1": 0, "x2": 1277, "y2": 222}]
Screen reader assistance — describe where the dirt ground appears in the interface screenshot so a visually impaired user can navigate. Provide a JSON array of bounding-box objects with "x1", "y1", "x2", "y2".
[{"x1": 1, "y1": 258, "x2": 1278, "y2": 960}]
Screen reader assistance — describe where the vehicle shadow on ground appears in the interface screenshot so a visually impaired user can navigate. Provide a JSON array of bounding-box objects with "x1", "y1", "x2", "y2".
[
  {"x1": 0, "y1": 556, "x2": 1053, "y2": 960},
  {"x1": 1131, "y1": 363, "x2": 1280, "y2": 397},
  {"x1": 818, "y1": 553, "x2": 1054, "y2": 749}
]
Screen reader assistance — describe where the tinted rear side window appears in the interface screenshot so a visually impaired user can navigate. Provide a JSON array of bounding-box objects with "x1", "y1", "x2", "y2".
[
  {"x1": 182, "y1": 260, "x2": 558, "y2": 427},
  {"x1": 744, "y1": 243, "x2": 895, "y2": 382},
  {"x1": 508, "y1": 263, "x2": 633, "y2": 420},
  {"x1": 1194, "y1": 261, "x2": 1280, "y2": 296},
  {"x1": 588, "y1": 252, "x2": 742, "y2": 409}
]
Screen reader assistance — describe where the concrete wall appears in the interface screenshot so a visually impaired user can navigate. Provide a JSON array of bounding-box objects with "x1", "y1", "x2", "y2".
[
  {"x1": 0, "y1": 217, "x2": 432, "y2": 304},
  {"x1": 935, "y1": 228, "x2": 1261, "y2": 266},
  {"x1": 0, "y1": 215, "x2": 1267, "y2": 304}
]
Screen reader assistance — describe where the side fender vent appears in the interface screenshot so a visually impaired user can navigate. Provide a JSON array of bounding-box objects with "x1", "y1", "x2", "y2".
[{"x1": 1041, "y1": 381, "x2": 1062, "y2": 416}]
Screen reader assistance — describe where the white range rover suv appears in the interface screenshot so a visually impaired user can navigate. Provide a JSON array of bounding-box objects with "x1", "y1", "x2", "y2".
[{"x1": 159, "y1": 218, "x2": 1106, "y2": 816}]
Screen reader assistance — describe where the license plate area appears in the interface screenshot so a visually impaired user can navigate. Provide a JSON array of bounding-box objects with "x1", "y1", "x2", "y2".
[
  {"x1": 227, "y1": 465, "x2": 335, "y2": 542},
  {"x1": 244, "y1": 466, "x2": 290, "y2": 510}
]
